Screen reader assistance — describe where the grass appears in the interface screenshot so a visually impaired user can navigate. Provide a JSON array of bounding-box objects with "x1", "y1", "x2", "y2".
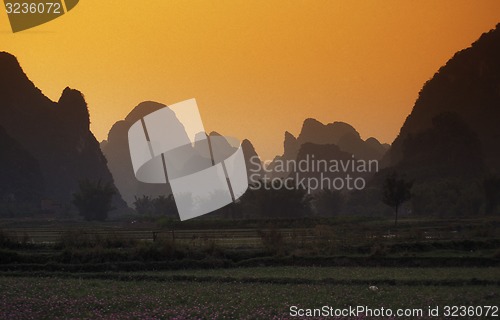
[
  {"x1": 131, "y1": 266, "x2": 500, "y2": 282},
  {"x1": 1, "y1": 216, "x2": 498, "y2": 248},
  {"x1": 0, "y1": 269, "x2": 498, "y2": 319},
  {"x1": 0, "y1": 217, "x2": 499, "y2": 318},
  {"x1": 3, "y1": 265, "x2": 499, "y2": 288}
]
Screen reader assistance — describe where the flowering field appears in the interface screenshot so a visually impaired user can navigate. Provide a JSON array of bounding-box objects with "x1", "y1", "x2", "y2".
[{"x1": 0, "y1": 267, "x2": 498, "y2": 319}]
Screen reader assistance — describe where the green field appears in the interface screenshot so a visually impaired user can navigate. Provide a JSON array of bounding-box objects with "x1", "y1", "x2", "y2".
[
  {"x1": 1, "y1": 267, "x2": 499, "y2": 320},
  {"x1": 129, "y1": 266, "x2": 500, "y2": 282}
]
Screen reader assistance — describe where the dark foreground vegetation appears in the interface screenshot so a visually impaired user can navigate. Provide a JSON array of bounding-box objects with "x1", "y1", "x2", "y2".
[
  {"x1": 0, "y1": 216, "x2": 499, "y2": 271},
  {"x1": 0, "y1": 216, "x2": 498, "y2": 319},
  {"x1": 1, "y1": 269, "x2": 499, "y2": 320}
]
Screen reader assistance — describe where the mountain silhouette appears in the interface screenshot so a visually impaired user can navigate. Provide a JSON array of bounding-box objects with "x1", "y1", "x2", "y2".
[
  {"x1": 0, "y1": 124, "x2": 44, "y2": 206},
  {"x1": 398, "y1": 112, "x2": 485, "y2": 180},
  {"x1": 291, "y1": 142, "x2": 364, "y2": 192},
  {"x1": 267, "y1": 118, "x2": 388, "y2": 179},
  {"x1": 241, "y1": 139, "x2": 263, "y2": 180},
  {"x1": 0, "y1": 52, "x2": 125, "y2": 210},
  {"x1": 368, "y1": 24, "x2": 500, "y2": 217},
  {"x1": 103, "y1": 103, "x2": 261, "y2": 205},
  {"x1": 284, "y1": 118, "x2": 388, "y2": 161},
  {"x1": 384, "y1": 23, "x2": 500, "y2": 175},
  {"x1": 101, "y1": 101, "x2": 176, "y2": 205}
]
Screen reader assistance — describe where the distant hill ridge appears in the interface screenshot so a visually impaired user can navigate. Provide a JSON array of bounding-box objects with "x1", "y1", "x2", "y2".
[
  {"x1": 0, "y1": 52, "x2": 125, "y2": 209},
  {"x1": 285, "y1": 118, "x2": 389, "y2": 162},
  {"x1": 384, "y1": 23, "x2": 500, "y2": 175},
  {"x1": 265, "y1": 118, "x2": 389, "y2": 179},
  {"x1": 101, "y1": 101, "x2": 173, "y2": 206},
  {"x1": 102, "y1": 102, "x2": 264, "y2": 205}
]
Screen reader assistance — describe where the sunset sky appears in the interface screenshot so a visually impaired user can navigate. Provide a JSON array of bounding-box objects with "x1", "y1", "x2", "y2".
[{"x1": 2, "y1": 1, "x2": 500, "y2": 160}]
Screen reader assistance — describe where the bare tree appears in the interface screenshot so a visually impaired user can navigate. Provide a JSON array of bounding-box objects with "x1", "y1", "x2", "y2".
[{"x1": 382, "y1": 173, "x2": 413, "y2": 226}]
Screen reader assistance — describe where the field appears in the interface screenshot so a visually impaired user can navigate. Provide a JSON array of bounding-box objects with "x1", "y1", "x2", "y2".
[
  {"x1": 0, "y1": 217, "x2": 499, "y2": 319},
  {"x1": 1, "y1": 267, "x2": 499, "y2": 320}
]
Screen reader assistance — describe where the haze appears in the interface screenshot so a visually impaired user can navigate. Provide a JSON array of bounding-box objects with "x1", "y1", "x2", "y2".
[{"x1": 1, "y1": 0, "x2": 500, "y2": 160}]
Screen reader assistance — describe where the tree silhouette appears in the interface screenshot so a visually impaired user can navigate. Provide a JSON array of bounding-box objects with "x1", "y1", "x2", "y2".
[
  {"x1": 382, "y1": 173, "x2": 413, "y2": 226},
  {"x1": 237, "y1": 180, "x2": 312, "y2": 218},
  {"x1": 312, "y1": 189, "x2": 344, "y2": 216},
  {"x1": 133, "y1": 195, "x2": 154, "y2": 215},
  {"x1": 484, "y1": 176, "x2": 500, "y2": 215},
  {"x1": 152, "y1": 194, "x2": 178, "y2": 217},
  {"x1": 72, "y1": 179, "x2": 116, "y2": 221}
]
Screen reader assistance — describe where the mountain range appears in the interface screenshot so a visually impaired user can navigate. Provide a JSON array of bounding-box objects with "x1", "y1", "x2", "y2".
[
  {"x1": 1, "y1": 23, "x2": 499, "y2": 217},
  {"x1": 384, "y1": 23, "x2": 500, "y2": 177},
  {"x1": 0, "y1": 52, "x2": 125, "y2": 212},
  {"x1": 266, "y1": 118, "x2": 389, "y2": 179},
  {"x1": 372, "y1": 23, "x2": 500, "y2": 216},
  {"x1": 101, "y1": 101, "x2": 264, "y2": 205}
]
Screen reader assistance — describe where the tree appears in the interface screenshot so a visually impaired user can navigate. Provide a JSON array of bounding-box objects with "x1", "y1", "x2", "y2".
[
  {"x1": 382, "y1": 173, "x2": 413, "y2": 226},
  {"x1": 237, "y1": 179, "x2": 312, "y2": 218},
  {"x1": 312, "y1": 189, "x2": 344, "y2": 216},
  {"x1": 152, "y1": 194, "x2": 178, "y2": 217},
  {"x1": 133, "y1": 195, "x2": 154, "y2": 215},
  {"x1": 72, "y1": 179, "x2": 116, "y2": 221},
  {"x1": 133, "y1": 195, "x2": 178, "y2": 217},
  {"x1": 484, "y1": 176, "x2": 500, "y2": 215}
]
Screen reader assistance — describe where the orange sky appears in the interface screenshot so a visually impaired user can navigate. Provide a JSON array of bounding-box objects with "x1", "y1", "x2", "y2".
[{"x1": 1, "y1": 1, "x2": 500, "y2": 160}]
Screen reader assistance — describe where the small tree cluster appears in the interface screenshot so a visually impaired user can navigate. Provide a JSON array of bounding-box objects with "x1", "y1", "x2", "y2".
[
  {"x1": 236, "y1": 180, "x2": 312, "y2": 218},
  {"x1": 133, "y1": 194, "x2": 178, "y2": 217},
  {"x1": 72, "y1": 179, "x2": 116, "y2": 221},
  {"x1": 484, "y1": 176, "x2": 500, "y2": 214},
  {"x1": 312, "y1": 189, "x2": 344, "y2": 216}
]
